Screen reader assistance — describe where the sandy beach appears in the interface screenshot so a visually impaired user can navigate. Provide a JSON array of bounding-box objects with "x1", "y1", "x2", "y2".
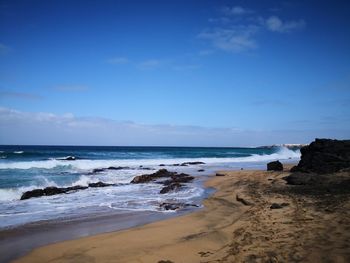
[{"x1": 14, "y1": 164, "x2": 350, "y2": 263}]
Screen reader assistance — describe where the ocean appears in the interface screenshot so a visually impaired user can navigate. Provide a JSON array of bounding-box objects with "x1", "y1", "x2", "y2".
[{"x1": 0, "y1": 145, "x2": 300, "y2": 229}]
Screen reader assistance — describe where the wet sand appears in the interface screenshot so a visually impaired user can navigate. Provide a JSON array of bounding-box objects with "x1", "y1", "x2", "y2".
[
  {"x1": 0, "y1": 210, "x2": 177, "y2": 263},
  {"x1": 14, "y1": 166, "x2": 350, "y2": 262}
]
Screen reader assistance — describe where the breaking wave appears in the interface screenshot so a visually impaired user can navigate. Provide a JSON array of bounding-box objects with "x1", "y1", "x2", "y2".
[{"x1": 0, "y1": 147, "x2": 300, "y2": 170}]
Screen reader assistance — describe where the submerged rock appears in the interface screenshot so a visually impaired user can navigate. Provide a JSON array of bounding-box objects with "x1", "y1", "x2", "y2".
[
  {"x1": 159, "y1": 202, "x2": 199, "y2": 211},
  {"x1": 20, "y1": 182, "x2": 114, "y2": 200},
  {"x1": 88, "y1": 182, "x2": 114, "y2": 187},
  {"x1": 160, "y1": 182, "x2": 183, "y2": 194},
  {"x1": 291, "y1": 139, "x2": 350, "y2": 174},
  {"x1": 267, "y1": 161, "x2": 283, "y2": 171},
  {"x1": 181, "y1": 161, "x2": 205, "y2": 166}
]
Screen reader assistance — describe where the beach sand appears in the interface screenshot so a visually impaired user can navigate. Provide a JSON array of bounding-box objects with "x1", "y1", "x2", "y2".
[{"x1": 14, "y1": 166, "x2": 350, "y2": 263}]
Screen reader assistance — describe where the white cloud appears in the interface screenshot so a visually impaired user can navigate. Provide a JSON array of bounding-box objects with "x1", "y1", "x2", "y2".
[
  {"x1": 0, "y1": 107, "x2": 348, "y2": 146},
  {"x1": 265, "y1": 16, "x2": 305, "y2": 33},
  {"x1": 106, "y1": 57, "x2": 130, "y2": 64},
  {"x1": 199, "y1": 7, "x2": 305, "y2": 53},
  {"x1": 198, "y1": 26, "x2": 258, "y2": 53},
  {"x1": 222, "y1": 6, "x2": 253, "y2": 16}
]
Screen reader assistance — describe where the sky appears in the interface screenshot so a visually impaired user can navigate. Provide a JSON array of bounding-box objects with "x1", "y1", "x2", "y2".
[{"x1": 0, "y1": 0, "x2": 349, "y2": 146}]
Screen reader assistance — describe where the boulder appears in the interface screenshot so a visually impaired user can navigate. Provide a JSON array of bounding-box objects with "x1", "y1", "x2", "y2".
[
  {"x1": 131, "y1": 169, "x2": 176, "y2": 184},
  {"x1": 163, "y1": 173, "x2": 194, "y2": 185},
  {"x1": 20, "y1": 189, "x2": 45, "y2": 200},
  {"x1": 160, "y1": 182, "x2": 183, "y2": 194},
  {"x1": 291, "y1": 139, "x2": 350, "y2": 174},
  {"x1": 267, "y1": 161, "x2": 283, "y2": 171}
]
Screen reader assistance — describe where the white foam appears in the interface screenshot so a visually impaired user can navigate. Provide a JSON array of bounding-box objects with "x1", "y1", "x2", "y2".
[
  {"x1": 0, "y1": 147, "x2": 300, "y2": 170},
  {"x1": 13, "y1": 151, "x2": 24, "y2": 154},
  {"x1": 0, "y1": 188, "x2": 21, "y2": 201}
]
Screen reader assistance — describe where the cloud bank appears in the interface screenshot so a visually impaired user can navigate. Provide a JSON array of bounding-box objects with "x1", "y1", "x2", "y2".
[{"x1": 0, "y1": 108, "x2": 347, "y2": 147}]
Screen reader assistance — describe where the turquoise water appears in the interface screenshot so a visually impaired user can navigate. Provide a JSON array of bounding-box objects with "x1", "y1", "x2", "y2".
[{"x1": 0, "y1": 145, "x2": 300, "y2": 229}]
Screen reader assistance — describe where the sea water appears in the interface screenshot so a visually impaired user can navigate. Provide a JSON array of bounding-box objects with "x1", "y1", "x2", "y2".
[{"x1": 0, "y1": 145, "x2": 300, "y2": 229}]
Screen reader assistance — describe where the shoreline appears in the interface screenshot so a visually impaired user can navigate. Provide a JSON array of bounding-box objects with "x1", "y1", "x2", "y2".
[
  {"x1": 13, "y1": 164, "x2": 350, "y2": 263},
  {"x1": 0, "y1": 172, "x2": 212, "y2": 263}
]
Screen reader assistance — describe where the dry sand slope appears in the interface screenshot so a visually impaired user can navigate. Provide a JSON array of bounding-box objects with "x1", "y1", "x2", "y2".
[{"x1": 15, "y1": 166, "x2": 350, "y2": 263}]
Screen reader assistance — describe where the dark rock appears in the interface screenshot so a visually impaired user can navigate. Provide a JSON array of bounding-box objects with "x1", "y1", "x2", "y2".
[
  {"x1": 131, "y1": 169, "x2": 176, "y2": 184},
  {"x1": 88, "y1": 182, "x2": 114, "y2": 187},
  {"x1": 181, "y1": 161, "x2": 205, "y2": 166},
  {"x1": 43, "y1": 186, "x2": 66, "y2": 196},
  {"x1": 20, "y1": 189, "x2": 45, "y2": 200},
  {"x1": 159, "y1": 202, "x2": 199, "y2": 211},
  {"x1": 160, "y1": 182, "x2": 183, "y2": 194},
  {"x1": 267, "y1": 161, "x2": 283, "y2": 171},
  {"x1": 65, "y1": 185, "x2": 88, "y2": 192},
  {"x1": 57, "y1": 156, "x2": 76, "y2": 161},
  {"x1": 291, "y1": 138, "x2": 350, "y2": 174},
  {"x1": 159, "y1": 164, "x2": 166, "y2": 166},
  {"x1": 163, "y1": 173, "x2": 194, "y2": 185},
  {"x1": 21, "y1": 181, "x2": 114, "y2": 200},
  {"x1": 198, "y1": 169, "x2": 205, "y2": 172},
  {"x1": 216, "y1": 173, "x2": 225, "y2": 176},
  {"x1": 107, "y1": 166, "x2": 129, "y2": 170},
  {"x1": 270, "y1": 203, "x2": 289, "y2": 209},
  {"x1": 160, "y1": 203, "x2": 181, "y2": 210},
  {"x1": 92, "y1": 168, "x2": 106, "y2": 173}
]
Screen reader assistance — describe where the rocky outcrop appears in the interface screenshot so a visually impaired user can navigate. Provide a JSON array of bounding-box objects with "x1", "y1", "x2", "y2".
[
  {"x1": 267, "y1": 161, "x2": 283, "y2": 171},
  {"x1": 291, "y1": 139, "x2": 350, "y2": 174},
  {"x1": 20, "y1": 183, "x2": 112, "y2": 200},
  {"x1": 131, "y1": 169, "x2": 195, "y2": 194}
]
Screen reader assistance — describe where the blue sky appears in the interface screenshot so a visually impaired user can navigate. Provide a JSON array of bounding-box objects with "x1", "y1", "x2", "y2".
[{"x1": 0, "y1": 0, "x2": 349, "y2": 146}]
